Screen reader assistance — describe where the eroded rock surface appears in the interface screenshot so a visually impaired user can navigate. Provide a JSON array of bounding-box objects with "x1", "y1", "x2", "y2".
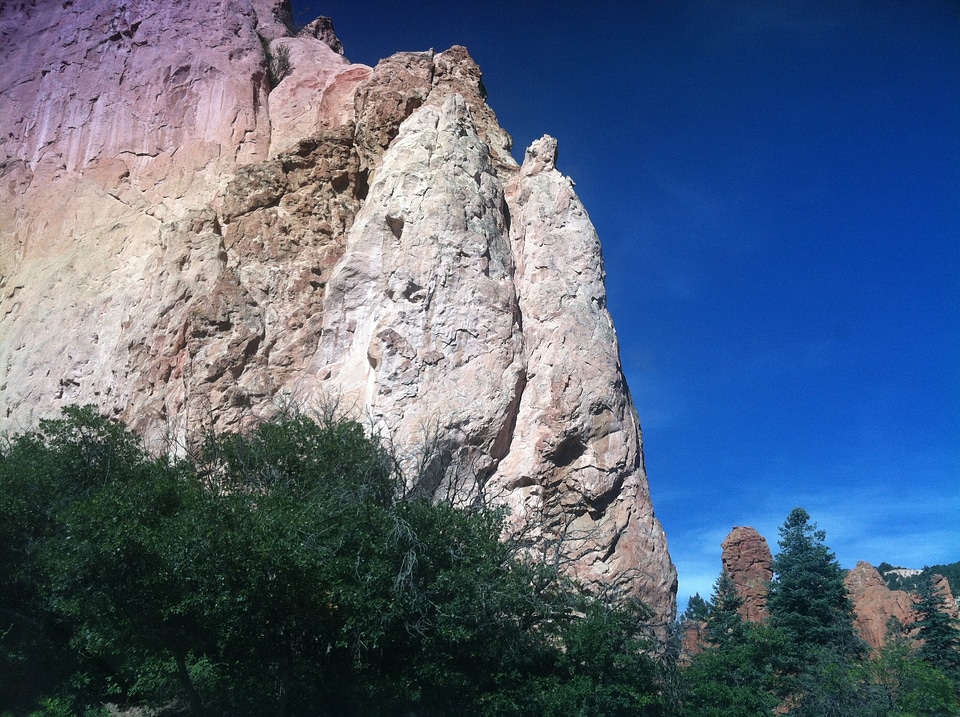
[
  {"x1": 844, "y1": 561, "x2": 915, "y2": 650},
  {"x1": 721, "y1": 526, "x2": 773, "y2": 623},
  {"x1": 932, "y1": 574, "x2": 960, "y2": 620},
  {"x1": 0, "y1": 0, "x2": 676, "y2": 620}
]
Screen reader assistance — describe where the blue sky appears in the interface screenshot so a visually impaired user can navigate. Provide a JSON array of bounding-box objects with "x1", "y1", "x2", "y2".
[{"x1": 292, "y1": 1, "x2": 960, "y2": 609}]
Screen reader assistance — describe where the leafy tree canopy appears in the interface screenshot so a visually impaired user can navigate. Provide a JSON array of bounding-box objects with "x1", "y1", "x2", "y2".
[{"x1": 0, "y1": 406, "x2": 673, "y2": 717}]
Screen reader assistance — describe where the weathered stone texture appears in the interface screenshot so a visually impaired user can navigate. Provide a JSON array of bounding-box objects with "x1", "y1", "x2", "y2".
[
  {"x1": 721, "y1": 526, "x2": 773, "y2": 623},
  {"x1": 0, "y1": 0, "x2": 676, "y2": 621},
  {"x1": 933, "y1": 574, "x2": 960, "y2": 620},
  {"x1": 844, "y1": 561, "x2": 915, "y2": 650}
]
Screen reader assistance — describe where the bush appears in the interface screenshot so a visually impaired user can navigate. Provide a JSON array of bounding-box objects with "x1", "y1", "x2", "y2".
[
  {"x1": 259, "y1": 35, "x2": 293, "y2": 88},
  {"x1": 0, "y1": 407, "x2": 671, "y2": 716}
]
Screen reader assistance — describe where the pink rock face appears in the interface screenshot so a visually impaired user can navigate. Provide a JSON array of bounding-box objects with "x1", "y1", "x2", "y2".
[
  {"x1": 932, "y1": 574, "x2": 960, "y2": 620},
  {"x1": 0, "y1": 2, "x2": 676, "y2": 621},
  {"x1": 721, "y1": 526, "x2": 773, "y2": 623},
  {"x1": 0, "y1": 0, "x2": 281, "y2": 432},
  {"x1": 266, "y1": 35, "x2": 369, "y2": 155},
  {"x1": 844, "y1": 561, "x2": 915, "y2": 650}
]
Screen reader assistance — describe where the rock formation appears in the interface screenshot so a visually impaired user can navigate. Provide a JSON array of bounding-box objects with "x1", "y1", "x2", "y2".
[
  {"x1": 844, "y1": 561, "x2": 915, "y2": 650},
  {"x1": 0, "y1": 1, "x2": 676, "y2": 619},
  {"x1": 721, "y1": 526, "x2": 773, "y2": 623},
  {"x1": 932, "y1": 574, "x2": 960, "y2": 620},
  {"x1": 717, "y1": 525, "x2": 953, "y2": 651}
]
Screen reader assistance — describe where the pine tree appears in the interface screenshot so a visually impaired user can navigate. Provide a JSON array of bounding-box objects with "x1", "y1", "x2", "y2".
[
  {"x1": 682, "y1": 570, "x2": 783, "y2": 716},
  {"x1": 767, "y1": 507, "x2": 864, "y2": 661},
  {"x1": 912, "y1": 571, "x2": 960, "y2": 684},
  {"x1": 764, "y1": 508, "x2": 877, "y2": 715},
  {"x1": 706, "y1": 570, "x2": 746, "y2": 648},
  {"x1": 683, "y1": 592, "x2": 711, "y2": 622}
]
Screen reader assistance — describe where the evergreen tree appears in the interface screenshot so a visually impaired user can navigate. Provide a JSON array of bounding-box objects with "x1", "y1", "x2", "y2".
[
  {"x1": 683, "y1": 593, "x2": 710, "y2": 622},
  {"x1": 767, "y1": 507, "x2": 864, "y2": 662},
  {"x1": 912, "y1": 571, "x2": 960, "y2": 684},
  {"x1": 705, "y1": 570, "x2": 746, "y2": 648},
  {"x1": 682, "y1": 570, "x2": 782, "y2": 717},
  {"x1": 766, "y1": 508, "x2": 874, "y2": 715}
]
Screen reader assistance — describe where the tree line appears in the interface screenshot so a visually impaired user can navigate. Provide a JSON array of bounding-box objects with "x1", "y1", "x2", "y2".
[
  {"x1": 878, "y1": 562, "x2": 960, "y2": 596},
  {"x1": 2, "y1": 407, "x2": 958, "y2": 715}
]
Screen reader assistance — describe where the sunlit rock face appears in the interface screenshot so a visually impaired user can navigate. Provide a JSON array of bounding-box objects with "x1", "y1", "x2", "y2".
[
  {"x1": 721, "y1": 526, "x2": 773, "y2": 623},
  {"x1": 932, "y1": 574, "x2": 960, "y2": 620},
  {"x1": 844, "y1": 561, "x2": 915, "y2": 650},
  {"x1": 0, "y1": 0, "x2": 676, "y2": 621}
]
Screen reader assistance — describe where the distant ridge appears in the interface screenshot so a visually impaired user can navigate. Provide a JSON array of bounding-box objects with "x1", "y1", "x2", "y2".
[{"x1": 879, "y1": 561, "x2": 960, "y2": 597}]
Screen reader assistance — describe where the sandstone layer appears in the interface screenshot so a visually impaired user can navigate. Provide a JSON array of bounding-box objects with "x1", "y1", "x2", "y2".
[
  {"x1": 721, "y1": 526, "x2": 774, "y2": 623},
  {"x1": 844, "y1": 561, "x2": 915, "y2": 649},
  {"x1": 0, "y1": 1, "x2": 676, "y2": 619}
]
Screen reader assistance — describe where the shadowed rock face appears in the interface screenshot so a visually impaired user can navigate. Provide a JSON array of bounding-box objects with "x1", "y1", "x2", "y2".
[{"x1": 0, "y1": 1, "x2": 677, "y2": 619}]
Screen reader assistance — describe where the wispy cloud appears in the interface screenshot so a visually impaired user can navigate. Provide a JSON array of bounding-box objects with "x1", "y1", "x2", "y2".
[{"x1": 662, "y1": 443, "x2": 959, "y2": 610}]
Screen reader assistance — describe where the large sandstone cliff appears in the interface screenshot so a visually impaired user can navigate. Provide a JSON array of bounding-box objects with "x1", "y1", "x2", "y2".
[{"x1": 0, "y1": 0, "x2": 676, "y2": 619}]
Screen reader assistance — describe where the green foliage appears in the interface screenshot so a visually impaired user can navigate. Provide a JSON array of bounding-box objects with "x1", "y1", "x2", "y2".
[
  {"x1": 763, "y1": 508, "x2": 877, "y2": 714},
  {"x1": 863, "y1": 623, "x2": 960, "y2": 717},
  {"x1": 785, "y1": 646, "x2": 891, "y2": 717},
  {"x1": 680, "y1": 508, "x2": 960, "y2": 716},
  {"x1": 683, "y1": 593, "x2": 710, "y2": 622},
  {"x1": 0, "y1": 407, "x2": 672, "y2": 717},
  {"x1": 683, "y1": 623, "x2": 784, "y2": 717},
  {"x1": 911, "y1": 571, "x2": 960, "y2": 684},
  {"x1": 879, "y1": 561, "x2": 960, "y2": 596},
  {"x1": 768, "y1": 507, "x2": 865, "y2": 664},
  {"x1": 682, "y1": 570, "x2": 784, "y2": 717},
  {"x1": 0, "y1": 405, "x2": 152, "y2": 711},
  {"x1": 704, "y1": 570, "x2": 746, "y2": 648},
  {"x1": 9, "y1": 415, "x2": 956, "y2": 717}
]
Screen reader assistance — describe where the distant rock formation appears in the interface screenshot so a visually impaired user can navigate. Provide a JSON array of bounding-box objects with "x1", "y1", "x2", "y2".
[
  {"x1": 717, "y1": 525, "x2": 954, "y2": 651},
  {"x1": 932, "y1": 575, "x2": 960, "y2": 620},
  {"x1": 721, "y1": 526, "x2": 773, "y2": 623},
  {"x1": 0, "y1": 0, "x2": 676, "y2": 620},
  {"x1": 844, "y1": 562, "x2": 914, "y2": 649}
]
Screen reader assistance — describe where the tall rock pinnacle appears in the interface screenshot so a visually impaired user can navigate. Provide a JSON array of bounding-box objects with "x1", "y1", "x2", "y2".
[
  {"x1": 0, "y1": 0, "x2": 676, "y2": 620},
  {"x1": 721, "y1": 526, "x2": 773, "y2": 623}
]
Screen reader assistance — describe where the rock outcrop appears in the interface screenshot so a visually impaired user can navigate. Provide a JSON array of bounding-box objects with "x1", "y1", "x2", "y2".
[
  {"x1": 717, "y1": 525, "x2": 952, "y2": 651},
  {"x1": 932, "y1": 574, "x2": 960, "y2": 620},
  {"x1": 844, "y1": 561, "x2": 915, "y2": 649},
  {"x1": 0, "y1": 1, "x2": 676, "y2": 619},
  {"x1": 721, "y1": 526, "x2": 773, "y2": 623}
]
